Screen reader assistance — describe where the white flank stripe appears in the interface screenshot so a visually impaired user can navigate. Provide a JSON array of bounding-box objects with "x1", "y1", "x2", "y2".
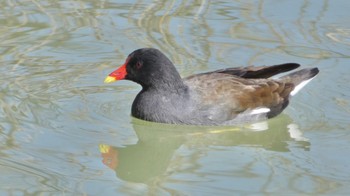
[
  {"x1": 290, "y1": 77, "x2": 314, "y2": 96},
  {"x1": 249, "y1": 108, "x2": 271, "y2": 115}
]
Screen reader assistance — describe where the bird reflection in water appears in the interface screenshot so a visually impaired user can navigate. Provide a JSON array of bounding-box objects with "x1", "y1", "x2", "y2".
[{"x1": 99, "y1": 114, "x2": 310, "y2": 183}]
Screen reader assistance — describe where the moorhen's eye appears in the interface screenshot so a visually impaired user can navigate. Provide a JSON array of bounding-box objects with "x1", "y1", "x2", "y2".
[{"x1": 136, "y1": 61, "x2": 143, "y2": 69}]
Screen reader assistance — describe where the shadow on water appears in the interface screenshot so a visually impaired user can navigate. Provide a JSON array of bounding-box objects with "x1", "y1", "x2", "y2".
[{"x1": 99, "y1": 114, "x2": 310, "y2": 184}]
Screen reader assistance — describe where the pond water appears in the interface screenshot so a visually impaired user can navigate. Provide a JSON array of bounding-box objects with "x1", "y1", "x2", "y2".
[{"x1": 1, "y1": 0, "x2": 350, "y2": 195}]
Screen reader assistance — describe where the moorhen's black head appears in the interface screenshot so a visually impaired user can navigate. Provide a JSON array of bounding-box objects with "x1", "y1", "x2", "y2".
[{"x1": 104, "y1": 48, "x2": 183, "y2": 89}]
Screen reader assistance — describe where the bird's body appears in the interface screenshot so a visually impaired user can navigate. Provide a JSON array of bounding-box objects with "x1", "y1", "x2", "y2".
[{"x1": 105, "y1": 48, "x2": 319, "y2": 125}]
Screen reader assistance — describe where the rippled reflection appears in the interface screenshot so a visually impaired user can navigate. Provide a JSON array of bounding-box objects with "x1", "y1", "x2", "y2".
[{"x1": 99, "y1": 115, "x2": 310, "y2": 194}]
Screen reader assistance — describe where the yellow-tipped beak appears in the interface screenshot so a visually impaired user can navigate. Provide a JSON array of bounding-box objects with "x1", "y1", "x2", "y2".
[
  {"x1": 104, "y1": 76, "x2": 117, "y2": 83},
  {"x1": 104, "y1": 63, "x2": 127, "y2": 83}
]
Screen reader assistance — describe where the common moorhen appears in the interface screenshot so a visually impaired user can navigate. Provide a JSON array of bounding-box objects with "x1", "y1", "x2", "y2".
[{"x1": 104, "y1": 48, "x2": 319, "y2": 125}]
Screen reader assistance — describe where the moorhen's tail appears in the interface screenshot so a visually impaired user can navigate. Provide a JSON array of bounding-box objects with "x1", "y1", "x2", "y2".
[
  {"x1": 279, "y1": 67, "x2": 319, "y2": 96},
  {"x1": 211, "y1": 63, "x2": 300, "y2": 79}
]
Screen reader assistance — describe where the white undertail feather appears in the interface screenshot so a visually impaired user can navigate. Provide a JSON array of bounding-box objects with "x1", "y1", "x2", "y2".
[{"x1": 290, "y1": 77, "x2": 315, "y2": 96}]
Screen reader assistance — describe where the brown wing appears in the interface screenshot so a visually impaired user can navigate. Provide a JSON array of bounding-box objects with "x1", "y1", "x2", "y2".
[
  {"x1": 185, "y1": 73, "x2": 294, "y2": 120},
  {"x1": 190, "y1": 63, "x2": 300, "y2": 79}
]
